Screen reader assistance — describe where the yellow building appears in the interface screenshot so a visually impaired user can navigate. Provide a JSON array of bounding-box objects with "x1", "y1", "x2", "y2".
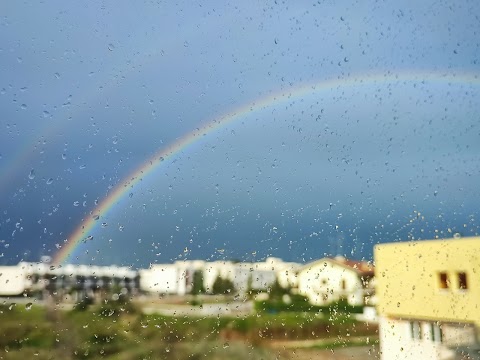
[{"x1": 374, "y1": 236, "x2": 480, "y2": 360}]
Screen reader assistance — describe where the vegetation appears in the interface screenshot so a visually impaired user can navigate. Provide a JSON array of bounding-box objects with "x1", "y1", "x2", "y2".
[
  {"x1": 211, "y1": 276, "x2": 235, "y2": 295},
  {"x1": 0, "y1": 302, "x2": 377, "y2": 359},
  {"x1": 255, "y1": 295, "x2": 364, "y2": 314},
  {"x1": 191, "y1": 270, "x2": 206, "y2": 295}
]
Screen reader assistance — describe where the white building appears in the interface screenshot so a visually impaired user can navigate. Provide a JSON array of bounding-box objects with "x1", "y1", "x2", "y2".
[
  {"x1": 1, "y1": 257, "x2": 302, "y2": 300},
  {"x1": 297, "y1": 256, "x2": 375, "y2": 306},
  {"x1": 0, "y1": 264, "x2": 29, "y2": 296},
  {"x1": 203, "y1": 261, "x2": 236, "y2": 293},
  {"x1": 139, "y1": 257, "x2": 301, "y2": 296},
  {"x1": 0, "y1": 262, "x2": 139, "y2": 298},
  {"x1": 139, "y1": 264, "x2": 181, "y2": 295}
]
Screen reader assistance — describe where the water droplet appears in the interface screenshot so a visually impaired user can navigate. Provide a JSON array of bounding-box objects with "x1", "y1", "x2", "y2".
[
  {"x1": 17, "y1": 57, "x2": 23, "y2": 63},
  {"x1": 119, "y1": 225, "x2": 124, "y2": 232},
  {"x1": 42, "y1": 110, "x2": 50, "y2": 118},
  {"x1": 223, "y1": 342, "x2": 229, "y2": 349},
  {"x1": 108, "y1": 43, "x2": 115, "y2": 51},
  {"x1": 79, "y1": 164, "x2": 86, "y2": 170},
  {"x1": 20, "y1": 104, "x2": 27, "y2": 110},
  {"x1": 129, "y1": 193, "x2": 133, "y2": 198},
  {"x1": 101, "y1": 222, "x2": 108, "y2": 228},
  {"x1": 54, "y1": 72, "x2": 60, "y2": 79},
  {"x1": 62, "y1": 153, "x2": 67, "y2": 160},
  {"x1": 28, "y1": 169, "x2": 35, "y2": 180},
  {"x1": 73, "y1": 201, "x2": 79, "y2": 207},
  {"x1": 25, "y1": 302, "x2": 33, "y2": 310},
  {"x1": 92, "y1": 215, "x2": 99, "y2": 221},
  {"x1": 46, "y1": 178, "x2": 54, "y2": 185},
  {"x1": 86, "y1": 235, "x2": 94, "y2": 241}
]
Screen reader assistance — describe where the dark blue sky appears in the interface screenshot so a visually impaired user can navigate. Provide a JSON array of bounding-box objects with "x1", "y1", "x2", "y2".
[{"x1": 1, "y1": 0, "x2": 479, "y2": 268}]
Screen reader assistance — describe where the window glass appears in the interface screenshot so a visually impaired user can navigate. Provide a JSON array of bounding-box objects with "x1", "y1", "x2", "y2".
[
  {"x1": 458, "y1": 272, "x2": 468, "y2": 290},
  {"x1": 410, "y1": 321, "x2": 422, "y2": 340},
  {"x1": 1, "y1": 1, "x2": 478, "y2": 359},
  {"x1": 438, "y1": 272, "x2": 449, "y2": 289}
]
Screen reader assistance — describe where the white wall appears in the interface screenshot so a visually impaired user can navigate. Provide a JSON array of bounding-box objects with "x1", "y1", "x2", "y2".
[
  {"x1": 139, "y1": 265, "x2": 179, "y2": 294},
  {"x1": 203, "y1": 261, "x2": 235, "y2": 293},
  {"x1": 379, "y1": 316, "x2": 455, "y2": 360},
  {"x1": 0, "y1": 265, "x2": 27, "y2": 296},
  {"x1": 297, "y1": 259, "x2": 364, "y2": 306},
  {"x1": 276, "y1": 266, "x2": 299, "y2": 289}
]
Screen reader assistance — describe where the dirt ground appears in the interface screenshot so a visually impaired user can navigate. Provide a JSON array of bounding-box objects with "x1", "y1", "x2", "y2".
[{"x1": 271, "y1": 345, "x2": 380, "y2": 360}]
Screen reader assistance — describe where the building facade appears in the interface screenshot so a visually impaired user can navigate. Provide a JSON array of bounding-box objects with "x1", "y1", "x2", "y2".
[
  {"x1": 139, "y1": 257, "x2": 301, "y2": 296},
  {"x1": 296, "y1": 256, "x2": 375, "y2": 306},
  {"x1": 0, "y1": 262, "x2": 139, "y2": 300},
  {"x1": 375, "y1": 236, "x2": 480, "y2": 360}
]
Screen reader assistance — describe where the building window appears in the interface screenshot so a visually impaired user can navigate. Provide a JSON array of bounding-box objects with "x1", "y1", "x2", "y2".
[
  {"x1": 431, "y1": 323, "x2": 443, "y2": 343},
  {"x1": 410, "y1": 321, "x2": 422, "y2": 340},
  {"x1": 458, "y1": 272, "x2": 468, "y2": 290},
  {"x1": 438, "y1": 272, "x2": 449, "y2": 289}
]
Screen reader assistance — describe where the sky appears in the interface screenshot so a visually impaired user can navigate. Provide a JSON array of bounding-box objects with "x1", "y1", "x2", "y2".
[{"x1": 0, "y1": 0, "x2": 479, "y2": 268}]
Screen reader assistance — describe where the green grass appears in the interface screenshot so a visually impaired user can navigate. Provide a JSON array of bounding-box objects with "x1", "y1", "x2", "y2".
[{"x1": 0, "y1": 303, "x2": 378, "y2": 359}]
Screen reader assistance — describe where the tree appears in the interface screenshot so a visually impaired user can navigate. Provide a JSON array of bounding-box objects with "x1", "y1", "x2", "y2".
[
  {"x1": 191, "y1": 270, "x2": 206, "y2": 295},
  {"x1": 267, "y1": 278, "x2": 290, "y2": 300},
  {"x1": 212, "y1": 275, "x2": 235, "y2": 295}
]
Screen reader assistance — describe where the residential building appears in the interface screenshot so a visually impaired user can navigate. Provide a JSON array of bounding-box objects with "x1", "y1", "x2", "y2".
[
  {"x1": 0, "y1": 262, "x2": 139, "y2": 300},
  {"x1": 375, "y1": 236, "x2": 480, "y2": 360},
  {"x1": 139, "y1": 257, "x2": 301, "y2": 296},
  {"x1": 0, "y1": 264, "x2": 29, "y2": 296},
  {"x1": 1, "y1": 257, "x2": 302, "y2": 299},
  {"x1": 297, "y1": 256, "x2": 375, "y2": 306},
  {"x1": 139, "y1": 264, "x2": 183, "y2": 295}
]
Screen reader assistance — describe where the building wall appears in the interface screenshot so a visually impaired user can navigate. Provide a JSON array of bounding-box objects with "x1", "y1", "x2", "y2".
[
  {"x1": 139, "y1": 265, "x2": 179, "y2": 294},
  {"x1": 379, "y1": 316, "x2": 455, "y2": 360},
  {"x1": 297, "y1": 259, "x2": 364, "y2": 306},
  {"x1": 374, "y1": 237, "x2": 480, "y2": 327},
  {"x1": 203, "y1": 261, "x2": 235, "y2": 293},
  {"x1": 0, "y1": 265, "x2": 27, "y2": 296},
  {"x1": 1, "y1": 258, "x2": 300, "y2": 297},
  {"x1": 276, "y1": 266, "x2": 299, "y2": 289}
]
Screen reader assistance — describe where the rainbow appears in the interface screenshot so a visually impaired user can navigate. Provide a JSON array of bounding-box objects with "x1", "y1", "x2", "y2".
[{"x1": 52, "y1": 69, "x2": 480, "y2": 264}]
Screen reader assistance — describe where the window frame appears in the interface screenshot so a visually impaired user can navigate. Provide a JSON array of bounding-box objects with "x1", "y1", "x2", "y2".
[{"x1": 438, "y1": 272, "x2": 449, "y2": 290}]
